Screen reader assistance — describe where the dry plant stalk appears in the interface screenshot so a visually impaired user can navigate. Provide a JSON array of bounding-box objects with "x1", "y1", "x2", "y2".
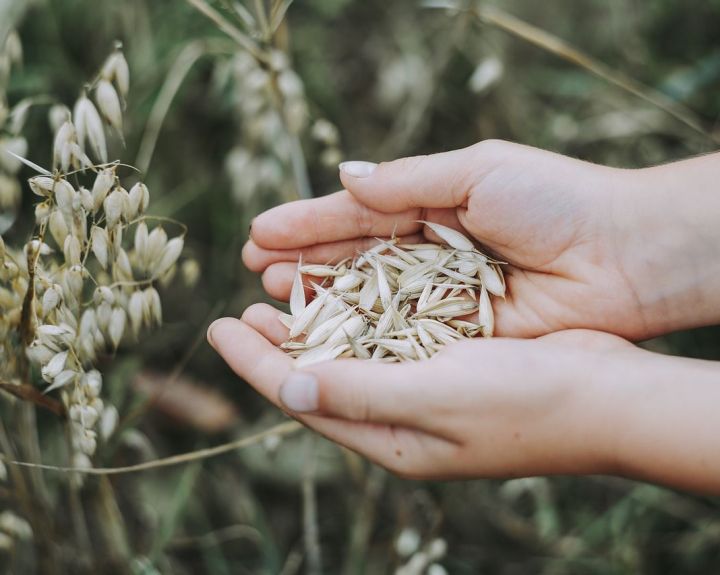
[{"x1": 281, "y1": 222, "x2": 505, "y2": 367}]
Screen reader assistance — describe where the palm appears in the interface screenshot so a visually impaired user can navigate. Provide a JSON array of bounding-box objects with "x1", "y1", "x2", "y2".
[{"x1": 455, "y1": 172, "x2": 643, "y2": 338}]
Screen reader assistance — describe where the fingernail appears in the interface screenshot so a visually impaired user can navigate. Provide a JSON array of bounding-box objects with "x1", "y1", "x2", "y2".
[
  {"x1": 339, "y1": 161, "x2": 377, "y2": 178},
  {"x1": 207, "y1": 318, "x2": 225, "y2": 349},
  {"x1": 280, "y1": 372, "x2": 318, "y2": 413}
]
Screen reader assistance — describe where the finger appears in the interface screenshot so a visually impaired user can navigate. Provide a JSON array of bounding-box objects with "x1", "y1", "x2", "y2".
[
  {"x1": 207, "y1": 317, "x2": 453, "y2": 474},
  {"x1": 250, "y1": 190, "x2": 422, "y2": 250},
  {"x1": 208, "y1": 317, "x2": 294, "y2": 400},
  {"x1": 278, "y1": 359, "x2": 441, "y2": 431},
  {"x1": 261, "y1": 262, "x2": 302, "y2": 302},
  {"x1": 243, "y1": 233, "x2": 424, "y2": 273},
  {"x1": 241, "y1": 303, "x2": 289, "y2": 346},
  {"x1": 339, "y1": 144, "x2": 481, "y2": 213}
]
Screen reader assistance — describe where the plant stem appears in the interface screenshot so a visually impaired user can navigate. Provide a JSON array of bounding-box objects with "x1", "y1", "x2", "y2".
[{"x1": 302, "y1": 435, "x2": 322, "y2": 575}]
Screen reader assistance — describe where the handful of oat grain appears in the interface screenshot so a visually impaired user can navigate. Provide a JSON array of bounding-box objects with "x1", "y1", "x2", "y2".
[{"x1": 280, "y1": 222, "x2": 505, "y2": 367}]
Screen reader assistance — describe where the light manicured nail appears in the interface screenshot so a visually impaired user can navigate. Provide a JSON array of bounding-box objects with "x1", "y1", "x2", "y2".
[
  {"x1": 207, "y1": 318, "x2": 224, "y2": 349},
  {"x1": 280, "y1": 372, "x2": 319, "y2": 412},
  {"x1": 339, "y1": 161, "x2": 377, "y2": 178}
]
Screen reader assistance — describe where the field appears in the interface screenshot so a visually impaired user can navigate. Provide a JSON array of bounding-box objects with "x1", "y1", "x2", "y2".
[{"x1": 1, "y1": 0, "x2": 720, "y2": 573}]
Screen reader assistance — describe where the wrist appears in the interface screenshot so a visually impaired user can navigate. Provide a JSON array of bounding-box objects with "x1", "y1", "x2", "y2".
[
  {"x1": 611, "y1": 158, "x2": 720, "y2": 336},
  {"x1": 562, "y1": 347, "x2": 636, "y2": 477},
  {"x1": 607, "y1": 352, "x2": 720, "y2": 494}
]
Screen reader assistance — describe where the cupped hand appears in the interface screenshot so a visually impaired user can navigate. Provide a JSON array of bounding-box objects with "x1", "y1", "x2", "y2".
[
  {"x1": 208, "y1": 304, "x2": 638, "y2": 480},
  {"x1": 243, "y1": 140, "x2": 661, "y2": 339}
]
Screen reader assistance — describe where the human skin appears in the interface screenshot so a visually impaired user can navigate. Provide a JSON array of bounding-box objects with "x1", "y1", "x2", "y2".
[{"x1": 209, "y1": 140, "x2": 720, "y2": 494}]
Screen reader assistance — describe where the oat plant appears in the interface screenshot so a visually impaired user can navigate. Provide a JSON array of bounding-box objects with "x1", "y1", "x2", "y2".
[{"x1": 0, "y1": 43, "x2": 187, "y2": 566}]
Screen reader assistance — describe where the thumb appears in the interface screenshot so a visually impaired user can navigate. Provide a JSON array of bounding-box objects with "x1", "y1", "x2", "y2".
[
  {"x1": 278, "y1": 360, "x2": 427, "y2": 426},
  {"x1": 339, "y1": 143, "x2": 483, "y2": 213}
]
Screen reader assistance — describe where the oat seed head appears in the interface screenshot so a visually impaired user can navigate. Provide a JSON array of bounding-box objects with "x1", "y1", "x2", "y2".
[{"x1": 0, "y1": 44, "x2": 189, "y2": 471}]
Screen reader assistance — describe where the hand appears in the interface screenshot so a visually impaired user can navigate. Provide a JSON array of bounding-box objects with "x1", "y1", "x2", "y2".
[
  {"x1": 208, "y1": 304, "x2": 626, "y2": 479},
  {"x1": 243, "y1": 141, "x2": 720, "y2": 339},
  {"x1": 209, "y1": 306, "x2": 720, "y2": 494}
]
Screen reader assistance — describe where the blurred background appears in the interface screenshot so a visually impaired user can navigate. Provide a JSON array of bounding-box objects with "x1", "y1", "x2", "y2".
[{"x1": 1, "y1": 0, "x2": 720, "y2": 573}]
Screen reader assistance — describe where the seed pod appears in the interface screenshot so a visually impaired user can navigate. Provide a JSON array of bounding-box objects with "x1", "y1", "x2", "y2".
[
  {"x1": 64, "y1": 265, "x2": 85, "y2": 298},
  {"x1": 46, "y1": 369, "x2": 78, "y2": 393},
  {"x1": 76, "y1": 186, "x2": 93, "y2": 213},
  {"x1": 128, "y1": 183, "x2": 147, "y2": 216},
  {"x1": 114, "y1": 248, "x2": 133, "y2": 281},
  {"x1": 53, "y1": 179, "x2": 77, "y2": 214},
  {"x1": 128, "y1": 290, "x2": 144, "y2": 336},
  {"x1": 294, "y1": 343, "x2": 349, "y2": 368},
  {"x1": 326, "y1": 315, "x2": 365, "y2": 347},
  {"x1": 141, "y1": 184, "x2": 150, "y2": 212},
  {"x1": 478, "y1": 285, "x2": 494, "y2": 337},
  {"x1": 78, "y1": 430, "x2": 97, "y2": 456},
  {"x1": 103, "y1": 190, "x2": 123, "y2": 229},
  {"x1": 0, "y1": 136, "x2": 28, "y2": 174},
  {"x1": 290, "y1": 257, "x2": 306, "y2": 317},
  {"x1": 41, "y1": 287, "x2": 61, "y2": 316},
  {"x1": 91, "y1": 170, "x2": 114, "y2": 213},
  {"x1": 69, "y1": 143, "x2": 93, "y2": 171},
  {"x1": 358, "y1": 274, "x2": 379, "y2": 312},
  {"x1": 29, "y1": 176, "x2": 55, "y2": 197},
  {"x1": 144, "y1": 287, "x2": 162, "y2": 326},
  {"x1": 181, "y1": 259, "x2": 200, "y2": 287},
  {"x1": 26, "y1": 343, "x2": 55, "y2": 365},
  {"x1": 116, "y1": 186, "x2": 133, "y2": 220},
  {"x1": 108, "y1": 307, "x2": 126, "y2": 348},
  {"x1": 52, "y1": 122, "x2": 77, "y2": 172},
  {"x1": 101, "y1": 49, "x2": 130, "y2": 98},
  {"x1": 94, "y1": 286, "x2": 115, "y2": 306},
  {"x1": 82, "y1": 370, "x2": 103, "y2": 398},
  {"x1": 100, "y1": 405, "x2": 119, "y2": 440},
  {"x1": 333, "y1": 272, "x2": 363, "y2": 291},
  {"x1": 48, "y1": 210, "x2": 69, "y2": 247},
  {"x1": 375, "y1": 257, "x2": 392, "y2": 310},
  {"x1": 63, "y1": 235, "x2": 82, "y2": 266},
  {"x1": 111, "y1": 226, "x2": 123, "y2": 253},
  {"x1": 419, "y1": 220, "x2": 475, "y2": 251},
  {"x1": 26, "y1": 239, "x2": 53, "y2": 257},
  {"x1": 90, "y1": 226, "x2": 109, "y2": 269},
  {"x1": 96, "y1": 301, "x2": 112, "y2": 332},
  {"x1": 289, "y1": 292, "x2": 329, "y2": 338},
  {"x1": 41, "y1": 350, "x2": 68, "y2": 382},
  {"x1": 95, "y1": 80, "x2": 123, "y2": 133},
  {"x1": 477, "y1": 261, "x2": 505, "y2": 297},
  {"x1": 79, "y1": 308, "x2": 97, "y2": 340},
  {"x1": 146, "y1": 227, "x2": 167, "y2": 265},
  {"x1": 48, "y1": 104, "x2": 71, "y2": 133},
  {"x1": 300, "y1": 264, "x2": 345, "y2": 277},
  {"x1": 37, "y1": 324, "x2": 74, "y2": 340},
  {"x1": 73, "y1": 95, "x2": 107, "y2": 163},
  {"x1": 134, "y1": 221, "x2": 148, "y2": 268},
  {"x1": 156, "y1": 237, "x2": 183, "y2": 276},
  {"x1": 305, "y1": 308, "x2": 353, "y2": 347}
]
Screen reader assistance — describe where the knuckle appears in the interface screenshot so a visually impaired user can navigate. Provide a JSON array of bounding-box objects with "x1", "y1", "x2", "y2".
[
  {"x1": 241, "y1": 240, "x2": 262, "y2": 272},
  {"x1": 469, "y1": 139, "x2": 515, "y2": 163},
  {"x1": 381, "y1": 155, "x2": 429, "y2": 177},
  {"x1": 352, "y1": 202, "x2": 375, "y2": 236},
  {"x1": 345, "y1": 383, "x2": 372, "y2": 422}
]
